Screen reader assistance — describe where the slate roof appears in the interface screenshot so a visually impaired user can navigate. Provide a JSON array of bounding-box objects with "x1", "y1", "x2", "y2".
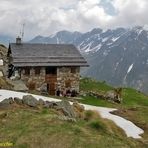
[{"x1": 9, "y1": 43, "x2": 88, "y2": 67}]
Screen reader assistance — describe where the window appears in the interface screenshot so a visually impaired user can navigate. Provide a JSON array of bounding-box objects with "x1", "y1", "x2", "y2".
[
  {"x1": 46, "y1": 67, "x2": 57, "y2": 74},
  {"x1": 71, "y1": 67, "x2": 76, "y2": 73},
  {"x1": 24, "y1": 67, "x2": 30, "y2": 75},
  {"x1": 35, "y1": 67, "x2": 41, "y2": 75}
]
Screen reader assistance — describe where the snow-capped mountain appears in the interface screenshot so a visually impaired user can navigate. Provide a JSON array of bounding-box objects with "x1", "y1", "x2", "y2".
[
  {"x1": 30, "y1": 26, "x2": 148, "y2": 94},
  {"x1": 30, "y1": 30, "x2": 82, "y2": 44}
]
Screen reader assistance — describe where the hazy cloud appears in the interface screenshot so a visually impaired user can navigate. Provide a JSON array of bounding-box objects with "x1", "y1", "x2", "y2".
[{"x1": 0, "y1": 0, "x2": 148, "y2": 40}]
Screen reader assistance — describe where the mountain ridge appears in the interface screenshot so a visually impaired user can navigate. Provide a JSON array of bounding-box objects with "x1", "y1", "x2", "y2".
[{"x1": 29, "y1": 26, "x2": 148, "y2": 94}]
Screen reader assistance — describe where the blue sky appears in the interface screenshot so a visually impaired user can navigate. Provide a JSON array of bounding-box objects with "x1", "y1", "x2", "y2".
[
  {"x1": 100, "y1": 0, "x2": 117, "y2": 15},
  {"x1": 0, "y1": 0, "x2": 148, "y2": 40}
]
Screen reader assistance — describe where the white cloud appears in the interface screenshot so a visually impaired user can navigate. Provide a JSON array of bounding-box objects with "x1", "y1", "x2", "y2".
[
  {"x1": 0, "y1": 0, "x2": 148, "y2": 40},
  {"x1": 110, "y1": 0, "x2": 148, "y2": 27}
]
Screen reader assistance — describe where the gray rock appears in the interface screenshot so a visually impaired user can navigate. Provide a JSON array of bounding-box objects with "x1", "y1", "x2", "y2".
[
  {"x1": 0, "y1": 98, "x2": 14, "y2": 104},
  {"x1": 56, "y1": 100, "x2": 76, "y2": 118},
  {"x1": 0, "y1": 98, "x2": 14, "y2": 109},
  {"x1": 106, "y1": 91, "x2": 115, "y2": 100},
  {"x1": 22, "y1": 95, "x2": 38, "y2": 107},
  {"x1": 38, "y1": 99, "x2": 45, "y2": 106},
  {"x1": 43, "y1": 101, "x2": 58, "y2": 108},
  {"x1": 105, "y1": 91, "x2": 122, "y2": 103},
  {"x1": 12, "y1": 80, "x2": 28, "y2": 92},
  {"x1": 14, "y1": 97, "x2": 22, "y2": 104}
]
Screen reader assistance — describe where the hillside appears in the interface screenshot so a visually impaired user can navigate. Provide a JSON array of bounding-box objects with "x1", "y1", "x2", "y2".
[
  {"x1": 30, "y1": 26, "x2": 148, "y2": 94},
  {"x1": 0, "y1": 78, "x2": 148, "y2": 147},
  {"x1": 79, "y1": 78, "x2": 148, "y2": 144},
  {"x1": 0, "y1": 105, "x2": 143, "y2": 148}
]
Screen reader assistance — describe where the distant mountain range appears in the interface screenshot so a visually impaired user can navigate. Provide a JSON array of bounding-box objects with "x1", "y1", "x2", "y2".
[
  {"x1": 1, "y1": 26, "x2": 148, "y2": 94},
  {"x1": 29, "y1": 26, "x2": 148, "y2": 94}
]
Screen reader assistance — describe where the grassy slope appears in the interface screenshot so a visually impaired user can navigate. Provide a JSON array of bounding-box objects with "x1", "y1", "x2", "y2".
[
  {"x1": 0, "y1": 107, "x2": 144, "y2": 148},
  {"x1": 0, "y1": 78, "x2": 147, "y2": 147},
  {"x1": 79, "y1": 78, "x2": 148, "y2": 145}
]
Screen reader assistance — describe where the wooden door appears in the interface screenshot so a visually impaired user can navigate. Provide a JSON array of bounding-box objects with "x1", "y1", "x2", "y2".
[
  {"x1": 46, "y1": 74, "x2": 57, "y2": 95},
  {"x1": 49, "y1": 82, "x2": 56, "y2": 95}
]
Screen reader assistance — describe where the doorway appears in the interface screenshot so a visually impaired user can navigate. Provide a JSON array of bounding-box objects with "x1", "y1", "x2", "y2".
[
  {"x1": 47, "y1": 83, "x2": 56, "y2": 95},
  {"x1": 46, "y1": 67, "x2": 57, "y2": 95}
]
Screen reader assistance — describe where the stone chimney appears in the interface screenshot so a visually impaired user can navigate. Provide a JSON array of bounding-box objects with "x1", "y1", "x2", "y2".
[{"x1": 16, "y1": 36, "x2": 21, "y2": 44}]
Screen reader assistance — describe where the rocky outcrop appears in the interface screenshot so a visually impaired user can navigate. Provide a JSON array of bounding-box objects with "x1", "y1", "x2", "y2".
[
  {"x1": 0, "y1": 94, "x2": 85, "y2": 121},
  {"x1": 0, "y1": 97, "x2": 14, "y2": 104},
  {"x1": 22, "y1": 95, "x2": 38, "y2": 107},
  {"x1": 55, "y1": 100, "x2": 76, "y2": 118},
  {"x1": 88, "y1": 89, "x2": 122, "y2": 103},
  {"x1": 14, "y1": 97, "x2": 22, "y2": 105},
  {"x1": 0, "y1": 97, "x2": 14, "y2": 109}
]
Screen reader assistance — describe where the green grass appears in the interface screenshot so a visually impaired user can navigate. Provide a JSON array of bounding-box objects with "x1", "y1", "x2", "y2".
[
  {"x1": 79, "y1": 77, "x2": 148, "y2": 145},
  {"x1": 80, "y1": 77, "x2": 112, "y2": 92},
  {"x1": 0, "y1": 77, "x2": 148, "y2": 147},
  {"x1": 0, "y1": 107, "x2": 145, "y2": 148},
  {"x1": 80, "y1": 95, "x2": 116, "y2": 108},
  {"x1": 122, "y1": 88, "x2": 148, "y2": 107},
  {"x1": 79, "y1": 77, "x2": 148, "y2": 108}
]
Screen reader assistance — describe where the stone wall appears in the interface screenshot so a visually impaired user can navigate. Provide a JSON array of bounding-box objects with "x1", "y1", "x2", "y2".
[
  {"x1": 21, "y1": 67, "x2": 46, "y2": 89},
  {"x1": 20, "y1": 66, "x2": 80, "y2": 94},
  {"x1": 57, "y1": 67, "x2": 80, "y2": 93}
]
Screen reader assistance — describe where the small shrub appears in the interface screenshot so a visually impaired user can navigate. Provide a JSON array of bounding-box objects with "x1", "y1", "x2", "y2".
[
  {"x1": 84, "y1": 110, "x2": 94, "y2": 121},
  {"x1": 73, "y1": 126, "x2": 82, "y2": 134},
  {"x1": 41, "y1": 108, "x2": 49, "y2": 114},
  {"x1": 89, "y1": 120, "x2": 106, "y2": 131},
  {"x1": 84, "y1": 110, "x2": 100, "y2": 121}
]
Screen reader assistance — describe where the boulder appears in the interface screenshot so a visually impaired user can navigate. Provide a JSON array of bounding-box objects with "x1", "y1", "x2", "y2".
[
  {"x1": 106, "y1": 91, "x2": 115, "y2": 100},
  {"x1": 22, "y1": 95, "x2": 38, "y2": 107},
  {"x1": 14, "y1": 97, "x2": 22, "y2": 105},
  {"x1": 0, "y1": 97, "x2": 14, "y2": 104},
  {"x1": 13, "y1": 80, "x2": 28, "y2": 92},
  {"x1": 0, "y1": 98, "x2": 14, "y2": 109},
  {"x1": 56, "y1": 100, "x2": 76, "y2": 118},
  {"x1": 106, "y1": 90, "x2": 122, "y2": 103},
  {"x1": 44, "y1": 101, "x2": 55, "y2": 108},
  {"x1": 38, "y1": 99, "x2": 45, "y2": 106}
]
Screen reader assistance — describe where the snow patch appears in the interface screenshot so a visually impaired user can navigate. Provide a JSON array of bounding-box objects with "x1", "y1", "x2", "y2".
[
  {"x1": 127, "y1": 64, "x2": 134, "y2": 74},
  {"x1": 114, "y1": 62, "x2": 119, "y2": 71},
  {"x1": 84, "y1": 42, "x2": 93, "y2": 53},
  {"x1": 112, "y1": 36, "x2": 120, "y2": 42},
  {"x1": 91, "y1": 44, "x2": 102, "y2": 52},
  {"x1": 124, "y1": 63, "x2": 134, "y2": 82},
  {"x1": 102, "y1": 37, "x2": 109, "y2": 42}
]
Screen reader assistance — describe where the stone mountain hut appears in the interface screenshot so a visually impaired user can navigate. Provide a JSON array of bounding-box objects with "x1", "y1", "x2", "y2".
[{"x1": 7, "y1": 37, "x2": 88, "y2": 96}]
